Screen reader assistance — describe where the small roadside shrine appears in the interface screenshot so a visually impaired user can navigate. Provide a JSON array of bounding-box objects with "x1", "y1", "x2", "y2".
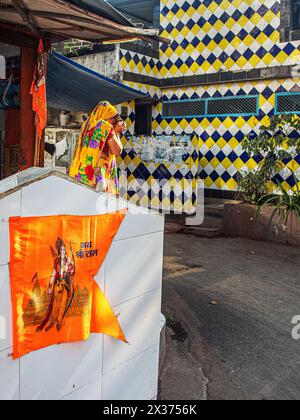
[{"x1": 0, "y1": 168, "x2": 164, "y2": 400}]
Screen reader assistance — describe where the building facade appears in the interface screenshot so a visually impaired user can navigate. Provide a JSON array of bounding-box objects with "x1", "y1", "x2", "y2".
[
  {"x1": 118, "y1": 0, "x2": 300, "y2": 196},
  {"x1": 60, "y1": 0, "x2": 300, "y2": 211}
]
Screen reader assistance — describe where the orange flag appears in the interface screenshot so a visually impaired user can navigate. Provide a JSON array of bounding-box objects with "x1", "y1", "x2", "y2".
[
  {"x1": 30, "y1": 39, "x2": 47, "y2": 140},
  {"x1": 9, "y1": 213, "x2": 127, "y2": 359}
]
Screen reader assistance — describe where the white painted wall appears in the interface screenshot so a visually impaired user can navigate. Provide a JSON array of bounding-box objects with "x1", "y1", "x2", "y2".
[{"x1": 0, "y1": 173, "x2": 164, "y2": 400}]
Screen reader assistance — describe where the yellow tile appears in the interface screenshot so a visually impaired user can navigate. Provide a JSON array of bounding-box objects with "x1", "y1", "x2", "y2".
[
  {"x1": 204, "y1": 177, "x2": 214, "y2": 188},
  {"x1": 246, "y1": 158, "x2": 258, "y2": 170},
  {"x1": 216, "y1": 138, "x2": 227, "y2": 149},
  {"x1": 205, "y1": 137, "x2": 215, "y2": 149},
  {"x1": 224, "y1": 57, "x2": 235, "y2": 70},
  {"x1": 262, "y1": 53, "x2": 275, "y2": 66},
  {"x1": 190, "y1": 118, "x2": 201, "y2": 130},
  {"x1": 212, "y1": 59, "x2": 223, "y2": 72},
  {"x1": 201, "y1": 61, "x2": 211, "y2": 73},
  {"x1": 249, "y1": 54, "x2": 261, "y2": 68},
  {"x1": 251, "y1": 12, "x2": 262, "y2": 26},
  {"x1": 244, "y1": 34, "x2": 255, "y2": 47},
  {"x1": 211, "y1": 157, "x2": 221, "y2": 169},
  {"x1": 236, "y1": 56, "x2": 248, "y2": 68},
  {"x1": 222, "y1": 157, "x2": 232, "y2": 170},
  {"x1": 227, "y1": 178, "x2": 238, "y2": 190},
  {"x1": 215, "y1": 178, "x2": 226, "y2": 189},
  {"x1": 169, "y1": 119, "x2": 179, "y2": 130},
  {"x1": 233, "y1": 158, "x2": 245, "y2": 170}
]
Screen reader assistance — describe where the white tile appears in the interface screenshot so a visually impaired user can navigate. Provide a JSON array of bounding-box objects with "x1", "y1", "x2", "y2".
[
  {"x1": 0, "y1": 349, "x2": 19, "y2": 400},
  {"x1": 104, "y1": 232, "x2": 164, "y2": 307},
  {"x1": 21, "y1": 176, "x2": 105, "y2": 216},
  {"x1": 61, "y1": 379, "x2": 101, "y2": 400},
  {"x1": 102, "y1": 346, "x2": 159, "y2": 401},
  {"x1": 0, "y1": 191, "x2": 21, "y2": 216},
  {"x1": 103, "y1": 290, "x2": 161, "y2": 374},
  {"x1": 20, "y1": 175, "x2": 164, "y2": 240},
  {"x1": 0, "y1": 265, "x2": 12, "y2": 352},
  {"x1": 115, "y1": 210, "x2": 165, "y2": 241},
  {"x1": 20, "y1": 335, "x2": 102, "y2": 400},
  {"x1": 0, "y1": 191, "x2": 21, "y2": 266}
]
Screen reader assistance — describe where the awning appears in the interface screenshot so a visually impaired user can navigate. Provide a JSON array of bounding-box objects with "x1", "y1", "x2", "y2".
[
  {"x1": 47, "y1": 52, "x2": 146, "y2": 112},
  {"x1": 0, "y1": 0, "x2": 169, "y2": 45}
]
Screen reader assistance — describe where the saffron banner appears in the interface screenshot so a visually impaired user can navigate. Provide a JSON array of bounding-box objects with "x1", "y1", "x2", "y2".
[
  {"x1": 9, "y1": 213, "x2": 127, "y2": 359},
  {"x1": 30, "y1": 39, "x2": 47, "y2": 141}
]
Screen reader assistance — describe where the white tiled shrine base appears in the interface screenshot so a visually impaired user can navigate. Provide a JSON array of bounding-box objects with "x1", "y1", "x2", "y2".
[
  {"x1": 102, "y1": 345, "x2": 160, "y2": 401},
  {"x1": 0, "y1": 349, "x2": 19, "y2": 401},
  {"x1": 0, "y1": 174, "x2": 164, "y2": 400},
  {"x1": 0, "y1": 265, "x2": 12, "y2": 352}
]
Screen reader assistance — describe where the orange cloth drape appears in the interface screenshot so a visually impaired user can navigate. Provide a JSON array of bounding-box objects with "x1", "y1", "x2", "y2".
[
  {"x1": 9, "y1": 213, "x2": 127, "y2": 359},
  {"x1": 30, "y1": 39, "x2": 47, "y2": 141}
]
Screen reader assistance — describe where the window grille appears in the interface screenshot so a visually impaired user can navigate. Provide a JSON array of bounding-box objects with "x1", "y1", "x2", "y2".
[
  {"x1": 276, "y1": 93, "x2": 300, "y2": 114},
  {"x1": 162, "y1": 95, "x2": 258, "y2": 119},
  {"x1": 207, "y1": 96, "x2": 258, "y2": 117},
  {"x1": 163, "y1": 100, "x2": 206, "y2": 118}
]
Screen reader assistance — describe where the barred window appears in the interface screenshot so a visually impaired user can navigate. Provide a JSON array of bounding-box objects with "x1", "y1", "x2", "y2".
[
  {"x1": 207, "y1": 96, "x2": 258, "y2": 117},
  {"x1": 276, "y1": 93, "x2": 300, "y2": 114},
  {"x1": 162, "y1": 95, "x2": 259, "y2": 119},
  {"x1": 163, "y1": 100, "x2": 206, "y2": 118}
]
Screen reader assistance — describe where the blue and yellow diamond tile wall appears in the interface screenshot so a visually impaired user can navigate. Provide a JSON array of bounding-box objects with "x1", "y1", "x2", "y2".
[
  {"x1": 153, "y1": 78, "x2": 300, "y2": 192},
  {"x1": 117, "y1": 93, "x2": 200, "y2": 213},
  {"x1": 120, "y1": 49, "x2": 161, "y2": 78},
  {"x1": 159, "y1": 0, "x2": 300, "y2": 77},
  {"x1": 117, "y1": 139, "x2": 199, "y2": 213},
  {"x1": 119, "y1": 0, "x2": 300, "y2": 78},
  {"x1": 118, "y1": 0, "x2": 300, "y2": 198}
]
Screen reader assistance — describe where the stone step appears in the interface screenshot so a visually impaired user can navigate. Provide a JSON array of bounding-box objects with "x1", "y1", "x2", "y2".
[
  {"x1": 182, "y1": 226, "x2": 222, "y2": 238},
  {"x1": 202, "y1": 214, "x2": 224, "y2": 229}
]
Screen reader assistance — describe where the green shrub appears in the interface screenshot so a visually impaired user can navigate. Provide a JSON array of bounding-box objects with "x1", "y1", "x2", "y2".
[
  {"x1": 236, "y1": 171, "x2": 268, "y2": 204},
  {"x1": 257, "y1": 173, "x2": 300, "y2": 224},
  {"x1": 237, "y1": 114, "x2": 300, "y2": 205},
  {"x1": 242, "y1": 114, "x2": 300, "y2": 180}
]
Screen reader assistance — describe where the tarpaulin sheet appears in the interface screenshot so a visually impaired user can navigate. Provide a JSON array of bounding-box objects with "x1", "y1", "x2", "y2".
[{"x1": 47, "y1": 52, "x2": 146, "y2": 112}]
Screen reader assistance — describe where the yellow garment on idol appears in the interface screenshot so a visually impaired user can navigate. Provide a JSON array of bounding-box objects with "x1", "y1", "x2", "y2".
[
  {"x1": 9, "y1": 213, "x2": 127, "y2": 359},
  {"x1": 69, "y1": 101, "x2": 120, "y2": 194}
]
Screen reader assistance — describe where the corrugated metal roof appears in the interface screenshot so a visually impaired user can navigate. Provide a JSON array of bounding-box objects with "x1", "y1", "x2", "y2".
[
  {"x1": 68, "y1": 0, "x2": 134, "y2": 26},
  {"x1": 107, "y1": 0, "x2": 158, "y2": 27},
  {"x1": 0, "y1": 0, "x2": 165, "y2": 44}
]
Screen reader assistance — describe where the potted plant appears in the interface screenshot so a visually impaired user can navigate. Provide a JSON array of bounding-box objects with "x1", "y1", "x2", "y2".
[{"x1": 223, "y1": 114, "x2": 300, "y2": 245}]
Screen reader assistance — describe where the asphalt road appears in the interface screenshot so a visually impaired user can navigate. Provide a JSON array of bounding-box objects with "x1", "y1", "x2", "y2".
[{"x1": 160, "y1": 234, "x2": 300, "y2": 401}]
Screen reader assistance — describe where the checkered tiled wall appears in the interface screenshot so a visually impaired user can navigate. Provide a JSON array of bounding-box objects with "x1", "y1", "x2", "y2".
[
  {"x1": 117, "y1": 132, "x2": 200, "y2": 213},
  {"x1": 118, "y1": 0, "x2": 300, "y2": 197},
  {"x1": 159, "y1": 0, "x2": 300, "y2": 77},
  {"x1": 119, "y1": 49, "x2": 161, "y2": 78},
  {"x1": 153, "y1": 78, "x2": 300, "y2": 191},
  {"x1": 119, "y1": 1, "x2": 300, "y2": 79},
  {"x1": 116, "y1": 95, "x2": 200, "y2": 213}
]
